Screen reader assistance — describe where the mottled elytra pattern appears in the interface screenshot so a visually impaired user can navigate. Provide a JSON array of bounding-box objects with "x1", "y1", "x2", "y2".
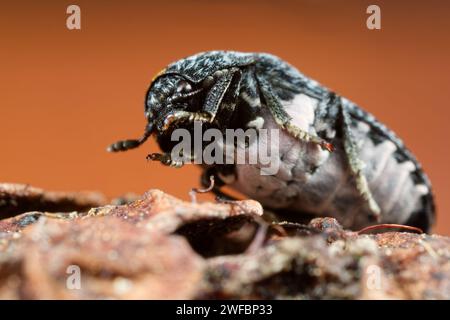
[
  {"x1": 108, "y1": 51, "x2": 435, "y2": 232},
  {"x1": 164, "y1": 51, "x2": 255, "y2": 83}
]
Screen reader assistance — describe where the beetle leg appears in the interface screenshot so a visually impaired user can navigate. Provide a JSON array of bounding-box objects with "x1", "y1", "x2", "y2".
[
  {"x1": 200, "y1": 166, "x2": 241, "y2": 202},
  {"x1": 339, "y1": 101, "x2": 381, "y2": 221},
  {"x1": 146, "y1": 152, "x2": 184, "y2": 168},
  {"x1": 202, "y1": 68, "x2": 242, "y2": 122},
  {"x1": 190, "y1": 175, "x2": 215, "y2": 203},
  {"x1": 162, "y1": 110, "x2": 212, "y2": 131},
  {"x1": 255, "y1": 75, "x2": 334, "y2": 152},
  {"x1": 168, "y1": 87, "x2": 204, "y2": 104}
]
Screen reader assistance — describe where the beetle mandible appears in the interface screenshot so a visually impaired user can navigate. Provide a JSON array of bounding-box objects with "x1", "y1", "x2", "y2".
[{"x1": 108, "y1": 51, "x2": 435, "y2": 231}]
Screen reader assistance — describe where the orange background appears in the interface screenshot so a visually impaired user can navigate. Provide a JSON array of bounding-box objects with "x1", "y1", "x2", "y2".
[{"x1": 1, "y1": 1, "x2": 449, "y2": 234}]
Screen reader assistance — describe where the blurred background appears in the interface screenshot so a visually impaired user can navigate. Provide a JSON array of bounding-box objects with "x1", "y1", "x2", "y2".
[{"x1": 1, "y1": 0, "x2": 449, "y2": 234}]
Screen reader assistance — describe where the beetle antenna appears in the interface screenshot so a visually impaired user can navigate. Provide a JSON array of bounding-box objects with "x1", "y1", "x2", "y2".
[{"x1": 107, "y1": 123, "x2": 153, "y2": 152}]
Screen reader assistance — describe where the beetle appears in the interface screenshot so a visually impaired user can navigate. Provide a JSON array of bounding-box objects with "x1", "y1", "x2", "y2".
[{"x1": 107, "y1": 51, "x2": 435, "y2": 232}]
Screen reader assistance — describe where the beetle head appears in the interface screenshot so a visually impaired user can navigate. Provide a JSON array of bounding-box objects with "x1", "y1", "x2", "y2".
[
  {"x1": 107, "y1": 51, "x2": 254, "y2": 153},
  {"x1": 147, "y1": 71, "x2": 222, "y2": 153},
  {"x1": 107, "y1": 71, "x2": 209, "y2": 153},
  {"x1": 146, "y1": 74, "x2": 202, "y2": 130}
]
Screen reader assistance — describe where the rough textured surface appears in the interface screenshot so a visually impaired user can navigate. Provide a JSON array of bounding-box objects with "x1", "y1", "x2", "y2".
[
  {"x1": 0, "y1": 183, "x2": 106, "y2": 220},
  {"x1": 0, "y1": 185, "x2": 448, "y2": 299}
]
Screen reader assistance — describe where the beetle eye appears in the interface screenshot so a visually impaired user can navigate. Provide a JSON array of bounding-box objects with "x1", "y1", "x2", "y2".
[{"x1": 176, "y1": 80, "x2": 192, "y2": 93}]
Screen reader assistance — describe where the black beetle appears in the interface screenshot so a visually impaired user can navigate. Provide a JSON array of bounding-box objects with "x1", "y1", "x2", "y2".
[{"x1": 108, "y1": 51, "x2": 435, "y2": 231}]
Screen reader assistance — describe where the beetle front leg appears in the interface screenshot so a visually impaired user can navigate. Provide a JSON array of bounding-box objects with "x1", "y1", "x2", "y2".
[
  {"x1": 162, "y1": 110, "x2": 213, "y2": 131},
  {"x1": 202, "y1": 68, "x2": 241, "y2": 122},
  {"x1": 146, "y1": 152, "x2": 185, "y2": 168}
]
